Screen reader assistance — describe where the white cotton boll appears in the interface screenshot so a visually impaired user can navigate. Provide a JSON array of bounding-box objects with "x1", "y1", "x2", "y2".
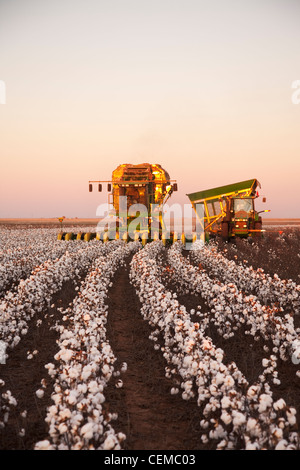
[
  {"x1": 221, "y1": 411, "x2": 232, "y2": 425},
  {"x1": 2, "y1": 390, "x2": 17, "y2": 407},
  {"x1": 35, "y1": 389, "x2": 44, "y2": 399},
  {"x1": 35, "y1": 440, "x2": 53, "y2": 450},
  {"x1": 246, "y1": 418, "x2": 260, "y2": 437},
  {"x1": 115, "y1": 379, "x2": 123, "y2": 388},
  {"x1": 224, "y1": 375, "x2": 235, "y2": 388},
  {"x1": 66, "y1": 391, "x2": 78, "y2": 406},
  {"x1": 275, "y1": 440, "x2": 288, "y2": 450},
  {"x1": 258, "y1": 394, "x2": 273, "y2": 413},
  {"x1": 77, "y1": 383, "x2": 88, "y2": 394},
  {"x1": 286, "y1": 408, "x2": 297, "y2": 426},
  {"x1": 59, "y1": 409, "x2": 71, "y2": 420},
  {"x1": 103, "y1": 434, "x2": 116, "y2": 450},
  {"x1": 55, "y1": 348, "x2": 73, "y2": 362},
  {"x1": 51, "y1": 393, "x2": 62, "y2": 405},
  {"x1": 262, "y1": 358, "x2": 270, "y2": 368},
  {"x1": 68, "y1": 367, "x2": 80, "y2": 380},
  {"x1": 221, "y1": 396, "x2": 231, "y2": 409},
  {"x1": 81, "y1": 366, "x2": 92, "y2": 381},
  {"x1": 183, "y1": 355, "x2": 193, "y2": 368},
  {"x1": 120, "y1": 362, "x2": 127, "y2": 373},
  {"x1": 58, "y1": 423, "x2": 68, "y2": 435},
  {"x1": 200, "y1": 419, "x2": 209, "y2": 429},
  {"x1": 102, "y1": 364, "x2": 111, "y2": 375},
  {"x1": 273, "y1": 427, "x2": 283, "y2": 440},
  {"x1": 171, "y1": 387, "x2": 179, "y2": 395},
  {"x1": 117, "y1": 432, "x2": 126, "y2": 443},
  {"x1": 88, "y1": 380, "x2": 99, "y2": 394},
  {"x1": 247, "y1": 385, "x2": 259, "y2": 399},
  {"x1": 209, "y1": 424, "x2": 226, "y2": 440},
  {"x1": 80, "y1": 422, "x2": 94, "y2": 440},
  {"x1": 232, "y1": 411, "x2": 246, "y2": 428},
  {"x1": 245, "y1": 442, "x2": 259, "y2": 450}
]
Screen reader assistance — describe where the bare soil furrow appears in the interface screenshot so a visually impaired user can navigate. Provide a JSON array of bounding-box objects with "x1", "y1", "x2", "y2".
[
  {"x1": 0, "y1": 279, "x2": 79, "y2": 450},
  {"x1": 105, "y1": 259, "x2": 208, "y2": 450}
]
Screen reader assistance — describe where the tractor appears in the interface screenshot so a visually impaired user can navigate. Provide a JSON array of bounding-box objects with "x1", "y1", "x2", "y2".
[{"x1": 187, "y1": 178, "x2": 270, "y2": 242}]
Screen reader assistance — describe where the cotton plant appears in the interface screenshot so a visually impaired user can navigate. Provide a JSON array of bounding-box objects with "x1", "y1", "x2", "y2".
[
  {"x1": 35, "y1": 241, "x2": 139, "y2": 450},
  {"x1": 0, "y1": 240, "x2": 115, "y2": 354},
  {"x1": 190, "y1": 240, "x2": 300, "y2": 314},
  {"x1": 129, "y1": 240, "x2": 299, "y2": 450},
  {"x1": 0, "y1": 228, "x2": 70, "y2": 294},
  {"x1": 168, "y1": 242, "x2": 300, "y2": 368}
]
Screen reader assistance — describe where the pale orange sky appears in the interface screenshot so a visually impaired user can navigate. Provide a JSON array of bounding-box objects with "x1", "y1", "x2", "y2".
[{"x1": 0, "y1": 0, "x2": 300, "y2": 218}]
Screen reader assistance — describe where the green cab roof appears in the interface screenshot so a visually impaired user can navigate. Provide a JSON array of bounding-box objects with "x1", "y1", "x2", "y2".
[{"x1": 187, "y1": 179, "x2": 260, "y2": 203}]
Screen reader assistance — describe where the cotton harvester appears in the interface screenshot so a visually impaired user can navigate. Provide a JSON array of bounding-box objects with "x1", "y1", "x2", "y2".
[
  {"x1": 187, "y1": 178, "x2": 270, "y2": 242},
  {"x1": 58, "y1": 163, "x2": 178, "y2": 242}
]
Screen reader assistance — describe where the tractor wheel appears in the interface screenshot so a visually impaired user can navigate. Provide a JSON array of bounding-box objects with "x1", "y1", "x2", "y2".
[{"x1": 221, "y1": 222, "x2": 229, "y2": 242}]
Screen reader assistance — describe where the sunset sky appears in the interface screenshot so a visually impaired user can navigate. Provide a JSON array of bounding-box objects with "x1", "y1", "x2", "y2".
[{"x1": 0, "y1": 0, "x2": 299, "y2": 218}]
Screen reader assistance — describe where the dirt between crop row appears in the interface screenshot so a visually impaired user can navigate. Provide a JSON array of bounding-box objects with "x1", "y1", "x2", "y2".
[
  {"x1": 105, "y1": 259, "x2": 208, "y2": 450},
  {"x1": 0, "y1": 280, "x2": 77, "y2": 450}
]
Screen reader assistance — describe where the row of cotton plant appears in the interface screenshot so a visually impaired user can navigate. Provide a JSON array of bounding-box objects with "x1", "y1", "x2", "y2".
[
  {"x1": 130, "y1": 241, "x2": 299, "y2": 450},
  {"x1": 0, "y1": 240, "x2": 113, "y2": 356},
  {"x1": 190, "y1": 240, "x2": 300, "y2": 314},
  {"x1": 168, "y1": 242, "x2": 300, "y2": 368},
  {"x1": 0, "y1": 228, "x2": 71, "y2": 294},
  {"x1": 0, "y1": 240, "x2": 124, "y2": 438},
  {"x1": 35, "y1": 240, "x2": 140, "y2": 450}
]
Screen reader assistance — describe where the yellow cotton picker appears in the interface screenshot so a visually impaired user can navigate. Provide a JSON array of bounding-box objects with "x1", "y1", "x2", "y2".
[
  {"x1": 187, "y1": 178, "x2": 270, "y2": 242},
  {"x1": 58, "y1": 163, "x2": 178, "y2": 243}
]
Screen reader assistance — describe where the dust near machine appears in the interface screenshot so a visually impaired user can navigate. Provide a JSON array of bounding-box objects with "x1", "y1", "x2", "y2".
[{"x1": 58, "y1": 163, "x2": 178, "y2": 242}]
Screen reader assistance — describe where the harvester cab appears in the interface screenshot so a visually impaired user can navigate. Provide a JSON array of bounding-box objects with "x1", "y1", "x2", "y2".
[{"x1": 187, "y1": 178, "x2": 270, "y2": 242}]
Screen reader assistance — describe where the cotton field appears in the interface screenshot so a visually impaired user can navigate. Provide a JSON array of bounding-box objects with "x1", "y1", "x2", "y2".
[{"x1": 0, "y1": 226, "x2": 299, "y2": 450}]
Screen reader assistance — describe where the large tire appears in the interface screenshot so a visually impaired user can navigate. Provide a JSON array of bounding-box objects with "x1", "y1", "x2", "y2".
[{"x1": 221, "y1": 222, "x2": 229, "y2": 242}]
